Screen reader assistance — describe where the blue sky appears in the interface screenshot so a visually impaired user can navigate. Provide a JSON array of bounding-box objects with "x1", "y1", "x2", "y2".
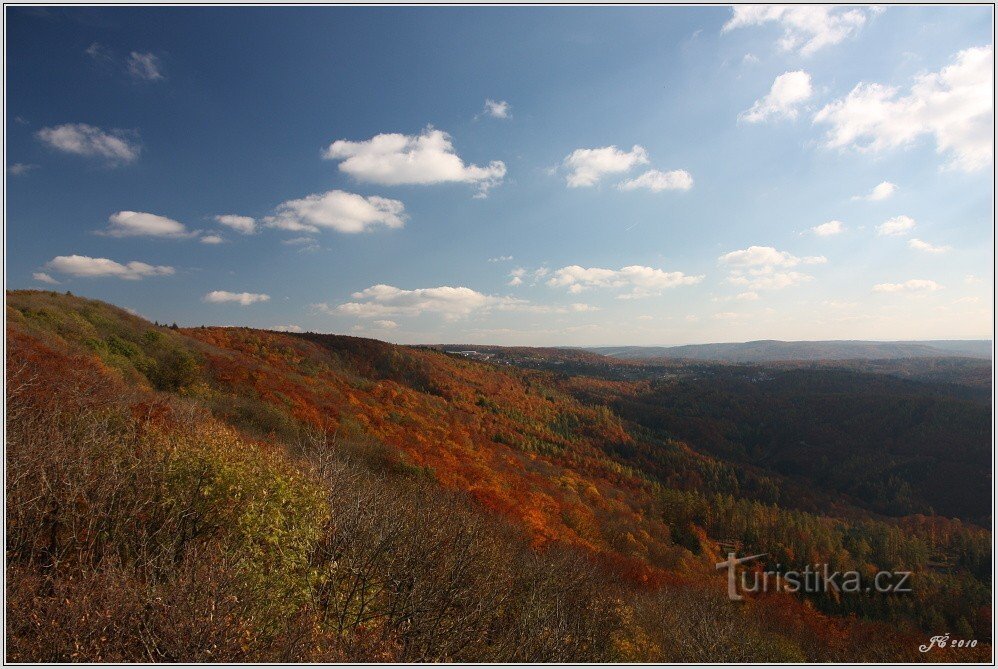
[{"x1": 6, "y1": 6, "x2": 993, "y2": 345}]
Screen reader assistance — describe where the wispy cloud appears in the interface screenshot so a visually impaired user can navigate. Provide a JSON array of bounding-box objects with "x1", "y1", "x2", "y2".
[
  {"x1": 37, "y1": 123, "x2": 140, "y2": 165},
  {"x1": 723, "y1": 6, "x2": 873, "y2": 56},
  {"x1": 127, "y1": 51, "x2": 164, "y2": 81},
  {"x1": 480, "y1": 99, "x2": 511, "y2": 119},
  {"x1": 876, "y1": 215, "x2": 915, "y2": 236},
  {"x1": 618, "y1": 169, "x2": 693, "y2": 192},
  {"x1": 546, "y1": 264, "x2": 703, "y2": 298}
]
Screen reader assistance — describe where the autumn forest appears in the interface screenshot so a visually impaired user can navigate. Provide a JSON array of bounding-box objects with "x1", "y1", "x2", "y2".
[{"x1": 5, "y1": 290, "x2": 992, "y2": 662}]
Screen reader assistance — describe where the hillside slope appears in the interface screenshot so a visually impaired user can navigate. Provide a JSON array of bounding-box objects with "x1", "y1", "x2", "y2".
[{"x1": 5, "y1": 291, "x2": 991, "y2": 662}]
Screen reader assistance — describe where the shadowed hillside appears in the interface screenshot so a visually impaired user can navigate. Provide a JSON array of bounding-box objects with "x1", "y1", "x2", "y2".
[{"x1": 591, "y1": 340, "x2": 992, "y2": 362}]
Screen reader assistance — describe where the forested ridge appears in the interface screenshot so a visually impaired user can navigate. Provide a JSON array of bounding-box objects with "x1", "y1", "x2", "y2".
[{"x1": 5, "y1": 290, "x2": 992, "y2": 662}]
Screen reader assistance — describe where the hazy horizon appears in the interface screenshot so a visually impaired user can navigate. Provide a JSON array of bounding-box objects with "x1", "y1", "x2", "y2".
[{"x1": 7, "y1": 6, "x2": 993, "y2": 346}]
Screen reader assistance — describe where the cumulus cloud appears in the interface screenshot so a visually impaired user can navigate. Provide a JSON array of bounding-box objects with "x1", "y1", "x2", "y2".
[
  {"x1": 719, "y1": 245, "x2": 825, "y2": 290},
  {"x1": 723, "y1": 6, "x2": 872, "y2": 56},
  {"x1": 618, "y1": 169, "x2": 694, "y2": 192},
  {"x1": 200, "y1": 235, "x2": 224, "y2": 244},
  {"x1": 481, "y1": 99, "x2": 511, "y2": 119},
  {"x1": 323, "y1": 128, "x2": 506, "y2": 196},
  {"x1": 876, "y1": 215, "x2": 915, "y2": 236},
  {"x1": 8, "y1": 163, "x2": 38, "y2": 176},
  {"x1": 873, "y1": 279, "x2": 942, "y2": 293},
  {"x1": 373, "y1": 319, "x2": 399, "y2": 329},
  {"x1": 215, "y1": 214, "x2": 257, "y2": 234},
  {"x1": 326, "y1": 284, "x2": 527, "y2": 320},
  {"x1": 562, "y1": 145, "x2": 649, "y2": 187},
  {"x1": 37, "y1": 123, "x2": 140, "y2": 165},
  {"x1": 488, "y1": 255, "x2": 513, "y2": 263},
  {"x1": 46, "y1": 255, "x2": 174, "y2": 280},
  {"x1": 814, "y1": 46, "x2": 993, "y2": 172},
  {"x1": 546, "y1": 264, "x2": 704, "y2": 299},
  {"x1": 264, "y1": 189, "x2": 406, "y2": 234},
  {"x1": 740, "y1": 71, "x2": 812, "y2": 123},
  {"x1": 811, "y1": 220, "x2": 845, "y2": 236},
  {"x1": 99, "y1": 210, "x2": 192, "y2": 238},
  {"x1": 32, "y1": 272, "x2": 59, "y2": 285},
  {"x1": 908, "y1": 238, "x2": 950, "y2": 254},
  {"x1": 271, "y1": 324, "x2": 303, "y2": 332},
  {"x1": 127, "y1": 52, "x2": 164, "y2": 81},
  {"x1": 854, "y1": 181, "x2": 897, "y2": 201},
  {"x1": 203, "y1": 291, "x2": 270, "y2": 305}
]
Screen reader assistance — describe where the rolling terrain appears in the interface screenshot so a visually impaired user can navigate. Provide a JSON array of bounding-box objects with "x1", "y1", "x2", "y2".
[
  {"x1": 5, "y1": 290, "x2": 992, "y2": 662},
  {"x1": 590, "y1": 340, "x2": 992, "y2": 362}
]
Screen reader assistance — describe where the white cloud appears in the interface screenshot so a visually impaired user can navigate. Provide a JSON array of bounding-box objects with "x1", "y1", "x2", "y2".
[
  {"x1": 265, "y1": 189, "x2": 406, "y2": 234},
  {"x1": 562, "y1": 145, "x2": 649, "y2": 187},
  {"x1": 873, "y1": 279, "x2": 942, "y2": 293},
  {"x1": 876, "y1": 215, "x2": 915, "y2": 236},
  {"x1": 215, "y1": 214, "x2": 256, "y2": 234},
  {"x1": 488, "y1": 255, "x2": 513, "y2": 263},
  {"x1": 99, "y1": 210, "x2": 192, "y2": 238},
  {"x1": 814, "y1": 46, "x2": 993, "y2": 172},
  {"x1": 37, "y1": 123, "x2": 140, "y2": 165},
  {"x1": 740, "y1": 71, "x2": 812, "y2": 123},
  {"x1": 546, "y1": 264, "x2": 703, "y2": 298},
  {"x1": 127, "y1": 52, "x2": 164, "y2": 81},
  {"x1": 723, "y1": 6, "x2": 871, "y2": 56},
  {"x1": 32, "y1": 272, "x2": 59, "y2": 285},
  {"x1": 327, "y1": 284, "x2": 527, "y2": 320},
  {"x1": 729, "y1": 270, "x2": 814, "y2": 290},
  {"x1": 811, "y1": 220, "x2": 845, "y2": 236},
  {"x1": 719, "y1": 245, "x2": 826, "y2": 267},
  {"x1": 736, "y1": 291, "x2": 760, "y2": 301},
  {"x1": 270, "y1": 324, "x2": 303, "y2": 332},
  {"x1": 200, "y1": 234, "x2": 225, "y2": 245},
  {"x1": 854, "y1": 181, "x2": 898, "y2": 201},
  {"x1": 908, "y1": 238, "x2": 950, "y2": 254},
  {"x1": 482, "y1": 99, "x2": 511, "y2": 119},
  {"x1": 373, "y1": 319, "x2": 399, "y2": 329},
  {"x1": 571, "y1": 303, "x2": 600, "y2": 312},
  {"x1": 203, "y1": 291, "x2": 270, "y2": 305},
  {"x1": 46, "y1": 255, "x2": 175, "y2": 280},
  {"x1": 8, "y1": 163, "x2": 38, "y2": 176},
  {"x1": 719, "y1": 246, "x2": 825, "y2": 290},
  {"x1": 323, "y1": 127, "x2": 506, "y2": 196},
  {"x1": 508, "y1": 266, "x2": 552, "y2": 287},
  {"x1": 618, "y1": 169, "x2": 694, "y2": 192}
]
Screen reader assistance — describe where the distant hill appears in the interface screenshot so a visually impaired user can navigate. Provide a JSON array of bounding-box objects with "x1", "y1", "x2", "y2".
[{"x1": 590, "y1": 339, "x2": 992, "y2": 362}]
